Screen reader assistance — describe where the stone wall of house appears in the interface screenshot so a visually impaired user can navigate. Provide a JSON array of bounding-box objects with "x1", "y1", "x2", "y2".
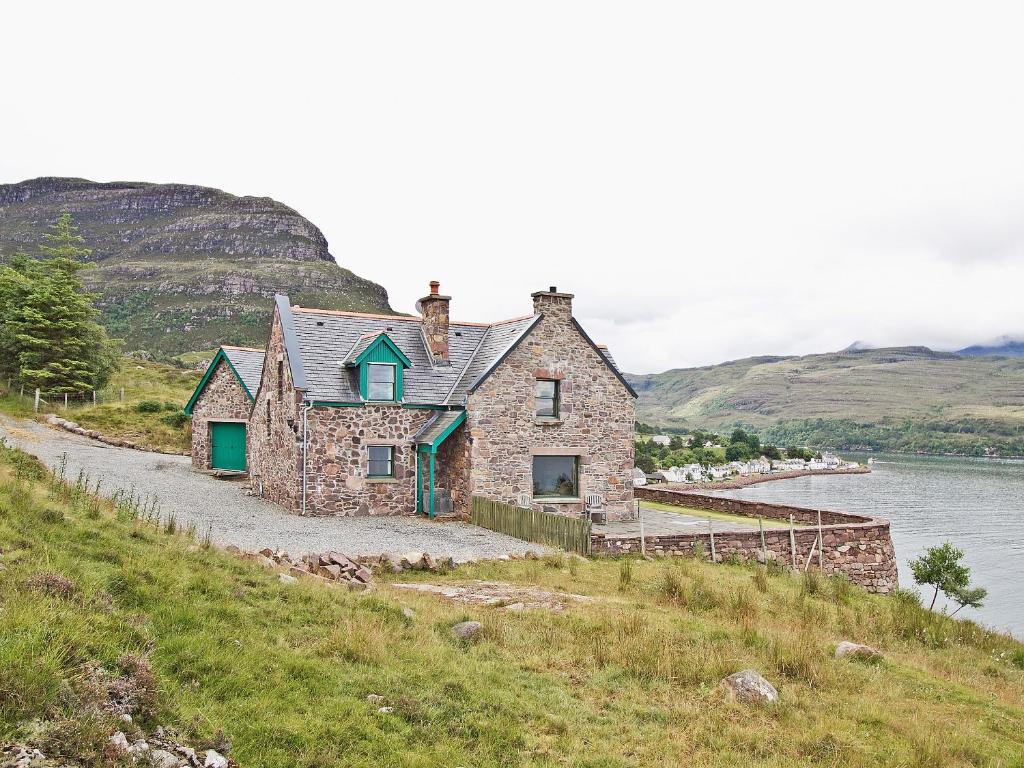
[
  {"x1": 189, "y1": 359, "x2": 253, "y2": 470},
  {"x1": 303, "y1": 404, "x2": 433, "y2": 516},
  {"x1": 247, "y1": 313, "x2": 303, "y2": 511},
  {"x1": 466, "y1": 291, "x2": 636, "y2": 520},
  {"x1": 598, "y1": 488, "x2": 899, "y2": 593}
]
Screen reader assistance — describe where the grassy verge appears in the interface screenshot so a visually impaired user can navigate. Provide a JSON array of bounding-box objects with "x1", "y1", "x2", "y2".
[
  {"x1": 639, "y1": 499, "x2": 796, "y2": 528},
  {"x1": 1, "y1": 443, "x2": 1022, "y2": 766},
  {"x1": 1, "y1": 359, "x2": 201, "y2": 453}
]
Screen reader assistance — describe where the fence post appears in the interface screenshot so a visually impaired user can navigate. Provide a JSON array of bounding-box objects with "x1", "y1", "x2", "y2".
[
  {"x1": 789, "y1": 514, "x2": 796, "y2": 569},
  {"x1": 639, "y1": 507, "x2": 646, "y2": 558},
  {"x1": 708, "y1": 520, "x2": 716, "y2": 562},
  {"x1": 817, "y1": 510, "x2": 823, "y2": 571},
  {"x1": 119, "y1": 387, "x2": 125, "y2": 402},
  {"x1": 34, "y1": 388, "x2": 40, "y2": 413},
  {"x1": 93, "y1": 390, "x2": 97, "y2": 405},
  {"x1": 64, "y1": 393, "x2": 68, "y2": 409},
  {"x1": 759, "y1": 516, "x2": 767, "y2": 563}
]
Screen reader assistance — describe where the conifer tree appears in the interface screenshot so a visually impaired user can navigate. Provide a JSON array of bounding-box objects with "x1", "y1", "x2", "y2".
[{"x1": 0, "y1": 214, "x2": 119, "y2": 393}]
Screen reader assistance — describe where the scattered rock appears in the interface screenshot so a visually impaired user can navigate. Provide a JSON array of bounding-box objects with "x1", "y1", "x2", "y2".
[
  {"x1": 719, "y1": 669, "x2": 779, "y2": 704},
  {"x1": 366, "y1": 694, "x2": 386, "y2": 705},
  {"x1": 401, "y1": 551, "x2": 425, "y2": 570},
  {"x1": 109, "y1": 732, "x2": 130, "y2": 752},
  {"x1": 377, "y1": 706, "x2": 394, "y2": 714},
  {"x1": 393, "y1": 581, "x2": 593, "y2": 612},
  {"x1": 278, "y1": 573, "x2": 298, "y2": 584},
  {"x1": 151, "y1": 748, "x2": 179, "y2": 768},
  {"x1": 451, "y1": 620, "x2": 483, "y2": 641},
  {"x1": 128, "y1": 739, "x2": 150, "y2": 757},
  {"x1": 835, "y1": 641, "x2": 882, "y2": 660},
  {"x1": 204, "y1": 749, "x2": 229, "y2": 768},
  {"x1": 401, "y1": 606, "x2": 416, "y2": 619}
]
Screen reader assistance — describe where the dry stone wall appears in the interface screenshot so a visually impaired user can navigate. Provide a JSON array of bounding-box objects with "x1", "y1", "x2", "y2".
[
  {"x1": 467, "y1": 292, "x2": 636, "y2": 520},
  {"x1": 189, "y1": 359, "x2": 253, "y2": 470},
  {"x1": 596, "y1": 488, "x2": 898, "y2": 593}
]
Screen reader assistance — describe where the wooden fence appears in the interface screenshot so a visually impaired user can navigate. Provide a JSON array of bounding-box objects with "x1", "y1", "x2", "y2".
[{"x1": 471, "y1": 496, "x2": 592, "y2": 555}]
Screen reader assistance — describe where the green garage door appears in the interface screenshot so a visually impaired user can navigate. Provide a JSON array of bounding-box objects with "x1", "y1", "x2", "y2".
[{"x1": 210, "y1": 422, "x2": 247, "y2": 471}]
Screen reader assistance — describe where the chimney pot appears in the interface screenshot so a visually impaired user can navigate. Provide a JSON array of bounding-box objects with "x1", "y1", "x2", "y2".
[
  {"x1": 549, "y1": 286, "x2": 557, "y2": 293},
  {"x1": 430, "y1": 280, "x2": 440, "y2": 295}
]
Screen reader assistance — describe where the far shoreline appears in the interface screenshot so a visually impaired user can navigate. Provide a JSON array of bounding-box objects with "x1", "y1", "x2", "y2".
[{"x1": 658, "y1": 465, "x2": 871, "y2": 493}]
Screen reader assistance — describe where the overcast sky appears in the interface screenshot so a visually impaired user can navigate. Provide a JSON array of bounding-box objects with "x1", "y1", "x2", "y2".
[{"x1": 3, "y1": 1, "x2": 1023, "y2": 373}]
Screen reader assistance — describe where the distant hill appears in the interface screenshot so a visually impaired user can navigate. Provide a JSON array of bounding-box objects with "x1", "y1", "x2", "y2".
[
  {"x1": 627, "y1": 347, "x2": 1024, "y2": 456},
  {"x1": 0, "y1": 177, "x2": 393, "y2": 355},
  {"x1": 957, "y1": 337, "x2": 1024, "y2": 358}
]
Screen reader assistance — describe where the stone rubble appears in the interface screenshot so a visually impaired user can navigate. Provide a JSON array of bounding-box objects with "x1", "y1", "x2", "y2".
[
  {"x1": 44, "y1": 415, "x2": 186, "y2": 456},
  {"x1": 3, "y1": 727, "x2": 237, "y2": 768},
  {"x1": 393, "y1": 580, "x2": 594, "y2": 612}
]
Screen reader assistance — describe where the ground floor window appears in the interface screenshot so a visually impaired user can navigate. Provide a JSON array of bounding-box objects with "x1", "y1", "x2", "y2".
[
  {"x1": 532, "y1": 455, "x2": 579, "y2": 498},
  {"x1": 368, "y1": 445, "x2": 395, "y2": 477}
]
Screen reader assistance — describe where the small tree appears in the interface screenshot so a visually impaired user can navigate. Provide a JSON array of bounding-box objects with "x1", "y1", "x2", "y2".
[
  {"x1": 947, "y1": 584, "x2": 987, "y2": 617},
  {"x1": 909, "y1": 543, "x2": 981, "y2": 612}
]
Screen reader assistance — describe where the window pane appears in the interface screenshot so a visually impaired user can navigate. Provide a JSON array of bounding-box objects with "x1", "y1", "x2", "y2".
[
  {"x1": 368, "y1": 445, "x2": 394, "y2": 477},
  {"x1": 535, "y1": 379, "x2": 558, "y2": 417},
  {"x1": 532, "y1": 456, "x2": 578, "y2": 497},
  {"x1": 367, "y1": 364, "x2": 395, "y2": 400}
]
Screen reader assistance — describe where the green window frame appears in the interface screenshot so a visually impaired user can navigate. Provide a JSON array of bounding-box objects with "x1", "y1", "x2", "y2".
[
  {"x1": 368, "y1": 445, "x2": 395, "y2": 478},
  {"x1": 535, "y1": 378, "x2": 559, "y2": 418},
  {"x1": 532, "y1": 455, "x2": 579, "y2": 499},
  {"x1": 366, "y1": 363, "x2": 397, "y2": 401}
]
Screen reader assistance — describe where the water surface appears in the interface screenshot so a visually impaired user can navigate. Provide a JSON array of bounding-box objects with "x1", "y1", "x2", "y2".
[{"x1": 716, "y1": 453, "x2": 1024, "y2": 638}]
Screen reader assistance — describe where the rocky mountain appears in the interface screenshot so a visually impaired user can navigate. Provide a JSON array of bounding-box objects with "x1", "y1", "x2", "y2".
[
  {"x1": 627, "y1": 346, "x2": 1024, "y2": 456},
  {"x1": 0, "y1": 177, "x2": 393, "y2": 355}
]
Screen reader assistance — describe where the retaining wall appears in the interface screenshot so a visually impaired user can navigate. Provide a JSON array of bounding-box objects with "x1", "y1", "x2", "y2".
[{"x1": 591, "y1": 488, "x2": 898, "y2": 593}]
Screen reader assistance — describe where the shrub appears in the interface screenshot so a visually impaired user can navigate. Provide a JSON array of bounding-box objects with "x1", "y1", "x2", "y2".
[
  {"x1": 801, "y1": 570, "x2": 822, "y2": 597},
  {"x1": 752, "y1": 567, "x2": 769, "y2": 593},
  {"x1": 161, "y1": 411, "x2": 189, "y2": 427},
  {"x1": 25, "y1": 571, "x2": 76, "y2": 600},
  {"x1": 135, "y1": 400, "x2": 162, "y2": 413},
  {"x1": 618, "y1": 558, "x2": 633, "y2": 591}
]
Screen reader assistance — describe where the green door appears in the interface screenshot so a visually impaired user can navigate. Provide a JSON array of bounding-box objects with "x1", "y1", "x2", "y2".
[{"x1": 210, "y1": 422, "x2": 247, "y2": 471}]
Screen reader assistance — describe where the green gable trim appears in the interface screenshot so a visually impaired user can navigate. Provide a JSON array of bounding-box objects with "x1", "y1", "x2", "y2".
[
  {"x1": 348, "y1": 333, "x2": 413, "y2": 369},
  {"x1": 184, "y1": 348, "x2": 255, "y2": 415},
  {"x1": 309, "y1": 400, "x2": 363, "y2": 408}
]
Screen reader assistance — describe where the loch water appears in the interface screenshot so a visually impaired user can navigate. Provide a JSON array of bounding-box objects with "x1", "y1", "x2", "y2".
[{"x1": 715, "y1": 453, "x2": 1024, "y2": 638}]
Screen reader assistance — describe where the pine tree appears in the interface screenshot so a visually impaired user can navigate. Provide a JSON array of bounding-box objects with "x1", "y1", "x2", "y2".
[{"x1": 0, "y1": 214, "x2": 119, "y2": 393}]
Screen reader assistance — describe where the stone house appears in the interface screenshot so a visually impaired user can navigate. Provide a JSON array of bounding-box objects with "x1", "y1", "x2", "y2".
[
  {"x1": 185, "y1": 345, "x2": 265, "y2": 472},
  {"x1": 190, "y1": 282, "x2": 636, "y2": 519}
]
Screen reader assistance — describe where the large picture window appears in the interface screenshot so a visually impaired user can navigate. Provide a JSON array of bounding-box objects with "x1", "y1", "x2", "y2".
[
  {"x1": 532, "y1": 455, "x2": 579, "y2": 498},
  {"x1": 368, "y1": 445, "x2": 395, "y2": 478},
  {"x1": 535, "y1": 379, "x2": 559, "y2": 418},
  {"x1": 367, "y1": 363, "x2": 396, "y2": 401}
]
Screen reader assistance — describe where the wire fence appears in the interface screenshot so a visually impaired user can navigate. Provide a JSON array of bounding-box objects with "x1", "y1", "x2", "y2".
[{"x1": 1, "y1": 380, "x2": 128, "y2": 413}]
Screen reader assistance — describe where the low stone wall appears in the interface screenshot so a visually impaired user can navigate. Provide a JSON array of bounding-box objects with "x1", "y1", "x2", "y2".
[{"x1": 591, "y1": 488, "x2": 898, "y2": 594}]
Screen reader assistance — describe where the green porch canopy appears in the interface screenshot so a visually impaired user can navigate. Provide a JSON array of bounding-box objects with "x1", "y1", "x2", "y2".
[{"x1": 413, "y1": 410, "x2": 466, "y2": 518}]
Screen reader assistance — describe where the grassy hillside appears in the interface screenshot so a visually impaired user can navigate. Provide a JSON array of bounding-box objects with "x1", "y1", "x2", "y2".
[
  {"x1": 628, "y1": 347, "x2": 1024, "y2": 456},
  {"x1": 1, "y1": 444, "x2": 1022, "y2": 766},
  {"x1": 0, "y1": 177, "x2": 394, "y2": 356}
]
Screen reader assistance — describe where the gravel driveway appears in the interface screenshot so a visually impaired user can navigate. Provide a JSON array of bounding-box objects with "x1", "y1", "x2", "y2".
[{"x1": 0, "y1": 415, "x2": 545, "y2": 561}]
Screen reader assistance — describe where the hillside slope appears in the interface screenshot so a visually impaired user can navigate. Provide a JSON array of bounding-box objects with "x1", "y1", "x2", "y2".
[
  {"x1": 1, "y1": 443, "x2": 1022, "y2": 767},
  {"x1": 628, "y1": 347, "x2": 1024, "y2": 455},
  {"x1": 0, "y1": 177, "x2": 392, "y2": 354}
]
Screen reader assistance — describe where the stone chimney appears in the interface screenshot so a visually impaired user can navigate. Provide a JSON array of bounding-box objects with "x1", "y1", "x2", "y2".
[
  {"x1": 418, "y1": 280, "x2": 451, "y2": 365},
  {"x1": 531, "y1": 286, "x2": 574, "y2": 321}
]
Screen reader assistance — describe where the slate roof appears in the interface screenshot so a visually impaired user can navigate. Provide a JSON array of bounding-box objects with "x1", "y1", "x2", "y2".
[
  {"x1": 220, "y1": 346, "x2": 265, "y2": 397},
  {"x1": 277, "y1": 293, "x2": 634, "y2": 405},
  {"x1": 413, "y1": 410, "x2": 465, "y2": 446}
]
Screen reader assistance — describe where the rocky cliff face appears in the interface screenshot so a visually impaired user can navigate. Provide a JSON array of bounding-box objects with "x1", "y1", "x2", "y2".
[{"x1": 0, "y1": 177, "x2": 393, "y2": 354}]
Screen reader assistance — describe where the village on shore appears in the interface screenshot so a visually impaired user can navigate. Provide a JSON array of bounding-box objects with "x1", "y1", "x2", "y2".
[{"x1": 633, "y1": 431, "x2": 863, "y2": 488}]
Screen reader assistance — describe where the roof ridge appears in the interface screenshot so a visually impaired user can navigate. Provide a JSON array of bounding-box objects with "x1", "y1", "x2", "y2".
[
  {"x1": 291, "y1": 304, "x2": 537, "y2": 329},
  {"x1": 221, "y1": 345, "x2": 265, "y2": 352}
]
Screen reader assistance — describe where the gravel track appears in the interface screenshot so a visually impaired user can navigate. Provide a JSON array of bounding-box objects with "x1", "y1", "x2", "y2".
[{"x1": 0, "y1": 415, "x2": 546, "y2": 561}]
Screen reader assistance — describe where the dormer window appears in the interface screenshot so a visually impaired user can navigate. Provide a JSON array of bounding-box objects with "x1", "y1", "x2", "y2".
[
  {"x1": 367, "y1": 363, "x2": 396, "y2": 401},
  {"x1": 344, "y1": 332, "x2": 413, "y2": 403}
]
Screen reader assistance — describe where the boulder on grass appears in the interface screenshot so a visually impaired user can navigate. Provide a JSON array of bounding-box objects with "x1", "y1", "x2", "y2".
[
  {"x1": 451, "y1": 620, "x2": 482, "y2": 641},
  {"x1": 835, "y1": 641, "x2": 882, "y2": 661},
  {"x1": 401, "y1": 551, "x2": 425, "y2": 570},
  {"x1": 719, "y1": 669, "x2": 779, "y2": 704}
]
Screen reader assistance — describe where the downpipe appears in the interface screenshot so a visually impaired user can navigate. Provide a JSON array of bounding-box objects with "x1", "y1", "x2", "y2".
[{"x1": 301, "y1": 399, "x2": 313, "y2": 516}]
